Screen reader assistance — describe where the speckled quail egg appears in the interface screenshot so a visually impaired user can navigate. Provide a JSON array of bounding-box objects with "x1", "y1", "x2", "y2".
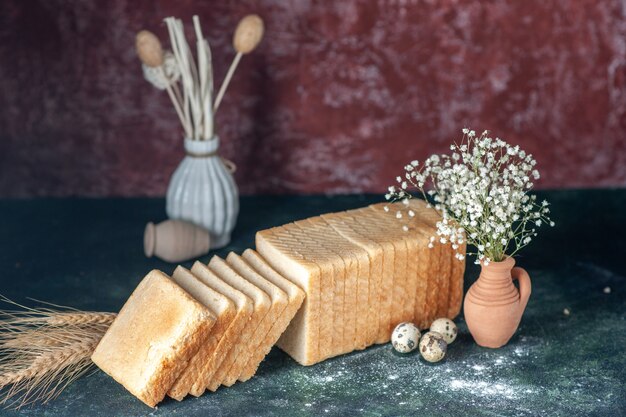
[
  {"x1": 429, "y1": 318, "x2": 458, "y2": 344},
  {"x1": 391, "y1": 322, "x2": 421, "y2": 353},
  {"x1": 419, "y1": 331, "x2": 447, "y2": 363}
]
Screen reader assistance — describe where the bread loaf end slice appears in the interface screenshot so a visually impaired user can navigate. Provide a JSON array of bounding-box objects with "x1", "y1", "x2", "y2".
[{"x1": 91, "y1": 270, "x2": 215, "y2": 407}]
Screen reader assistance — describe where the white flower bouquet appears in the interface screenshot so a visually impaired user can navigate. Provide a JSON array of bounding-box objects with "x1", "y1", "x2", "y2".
[{"x1": 386, "y1": 129, "x2": 554, "y2": 265}]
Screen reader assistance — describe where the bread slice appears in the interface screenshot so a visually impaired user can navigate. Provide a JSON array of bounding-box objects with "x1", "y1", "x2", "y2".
[
  {"x1": 448, "y1": 239, "x2": 466, "y2": 318},
  {"x1": 256, "y1": 226, "x2": 321, "y2": 365},
  {"x1": 346, "y1": 208, "x2": 408, "y2": 335},
  {"x1": 240, "y1": 249, "x2": 305, "y2": 380},
  {"x1": 167, "y1": 266, "x2": 236, "y2": 401},
  {"x1": 91, "y1": 270, "x2": 215, "y2": 407},
  {"x1": 403, "y1": 199, "x2": 446, "y2": 323},
  {"x1": 367, "y1": 203, "x2": 434, "y2": 328},
  {"x1": 265, "y1": 223, "x2": 337, "y2": 360},
  {"x1": 299, "y1": 216, "x2": 372, "y2": 352},
  {"x1": 405, "y1": 198, "x2": 467, "y2": 319},
  {"x1": 328, "y1": 210, "x2": 396, "y2": 343},
  {"x1": 225, "y1": 252, "x2": 289, "y2": 380},
  {"x1": 287, "y1": 219, "x2": 346, "y2": 357},
  {"x1": 298, "y1": 217, "x2": 356, "y2": 354},
  {"x1": 188, "y1": 262, "x2": 253, "y2": 396},
  {"x1": 207, "y1": 256, "x2": 271, "y2": 390},
  {"x1": 321, "y1": 212, "x2": 385, "y2": 344}
]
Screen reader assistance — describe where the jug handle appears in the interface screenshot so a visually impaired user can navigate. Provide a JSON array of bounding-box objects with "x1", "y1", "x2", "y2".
[{"x1": 512, "y1": 266, "x2": 532, "y2": 313}]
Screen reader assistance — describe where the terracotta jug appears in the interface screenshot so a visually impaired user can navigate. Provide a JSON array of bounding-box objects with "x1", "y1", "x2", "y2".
[{"x1": 463, "y1": 257, "x2": 531, "y2": 348}]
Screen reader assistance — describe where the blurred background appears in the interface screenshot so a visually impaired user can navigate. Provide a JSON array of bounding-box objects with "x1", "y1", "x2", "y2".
[{"x1": 0, "y1": 0, "x2": 625, "y2": 198}]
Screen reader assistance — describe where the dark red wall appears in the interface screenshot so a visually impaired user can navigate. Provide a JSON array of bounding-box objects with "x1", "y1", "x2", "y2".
[{"x1": 1, "y1": 0, "x2": 625, "y2": 197}]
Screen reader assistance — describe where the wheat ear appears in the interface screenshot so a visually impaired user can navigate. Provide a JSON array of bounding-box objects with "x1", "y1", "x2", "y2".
[{"x1": 0, "y1": 297, "x2": 115, "y2": 409}]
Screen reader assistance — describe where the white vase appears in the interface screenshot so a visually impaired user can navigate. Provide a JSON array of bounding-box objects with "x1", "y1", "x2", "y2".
[{"x1": 166, "y1": 137, "x2": 239, "y2": 249}]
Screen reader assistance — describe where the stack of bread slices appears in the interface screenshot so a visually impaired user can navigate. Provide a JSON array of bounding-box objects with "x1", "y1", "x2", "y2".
[{"x1": 91, "y1": 200, "x2": 465, "y2": 407}]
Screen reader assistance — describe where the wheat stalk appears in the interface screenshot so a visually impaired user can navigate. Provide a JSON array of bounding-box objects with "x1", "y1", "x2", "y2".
[{"x1": 0, "y1": 297, "x2": 115, "y2": 409}]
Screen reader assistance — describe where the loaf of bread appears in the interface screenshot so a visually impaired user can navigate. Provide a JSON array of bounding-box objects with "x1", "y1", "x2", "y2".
[
  {"x1": 91, "y1": 270, "x2": 216, "y2": 407},
  {"x1": 257, "y1": 200, "x2": 465, "y2": 366}
]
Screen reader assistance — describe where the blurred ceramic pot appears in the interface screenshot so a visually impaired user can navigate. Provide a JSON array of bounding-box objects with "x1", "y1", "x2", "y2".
[
  {"x1": 144, "y1": 219, "x2": 211, "y2": 263},
  {"x1": 166, "y1": 137, "x2": 238, "y2": 249}
]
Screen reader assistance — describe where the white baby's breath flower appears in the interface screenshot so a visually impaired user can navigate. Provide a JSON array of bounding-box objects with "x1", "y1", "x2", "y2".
[{"x1": 386, "y1": 128, "x2": 554, "y2": 262}]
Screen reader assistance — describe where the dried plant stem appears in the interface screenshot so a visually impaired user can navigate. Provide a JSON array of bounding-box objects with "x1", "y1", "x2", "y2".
[
  {"x1": 0, "y1": 297, "x2": 115, "y2": 409},
  {"x1": 164, "y1": 15, "x2": 214, "y2": 141},
  {"x1": 160, "y1": 67, "x2": 191, "y2": 138},
  {"x1": 213, "y1": 52, "x2": 241, "y2": 113}
]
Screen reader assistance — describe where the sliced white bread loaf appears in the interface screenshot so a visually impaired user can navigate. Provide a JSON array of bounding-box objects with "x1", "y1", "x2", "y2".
[
  {"x1": 225, "y1": 252, "x2": 289, "y2": 380},
  {"x1": 167, "y1": 266, "x2": 236, "y2": 401},
  {"x1": 207, "y1": 256, "x2": 271, "y2": 390},
  {"x1": 91, "y1": 270, "x2": 215, "y2": 408},
  {"x1": 240, "y1": 249, "x2": 305, "y2": 381},
  {"x1": 188, "y1": 262, "x2": 253, "y2": 396},
  {"x1": 256, "y1": 227, "x2": 322, "y2": 366}
]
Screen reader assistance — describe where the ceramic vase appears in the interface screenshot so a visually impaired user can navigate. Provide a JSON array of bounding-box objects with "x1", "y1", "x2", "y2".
[
  {"x1": 144, "y1": 220, "x2": 211, "y2": 263},
  {"x1": 166, "y1": 137, "x2": 238, "y2": 249},
  {"x1": 463, "y1": 257, "x2": 531, "y2": 348}
]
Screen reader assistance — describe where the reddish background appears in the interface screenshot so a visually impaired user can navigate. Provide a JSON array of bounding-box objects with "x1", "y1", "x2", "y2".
[{"x1": 0, "y1": 0, "x2": 625, "y2": 197}]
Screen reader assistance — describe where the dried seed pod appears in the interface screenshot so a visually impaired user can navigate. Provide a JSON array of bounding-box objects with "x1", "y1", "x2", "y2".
[
  {"x1": 136, "y1": 30, "x2": 164, "y2": 67},
  {"x1": 233, "y1": 15, "x2": 264, "y2": 54}
]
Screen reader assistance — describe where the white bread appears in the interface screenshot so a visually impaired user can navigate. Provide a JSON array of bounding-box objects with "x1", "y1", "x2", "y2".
[
  {"x1": 256, "y1": 227, "x2": 321, "y2": 366},
  {"x1": 327, "y1": 210, "x2": 397, "y2": 343},
  {"x1": 91, "y1": 270, "x2": 215, "y2": 407},
  {"x1": 405, "y1": 199, "x2": 466, "y2": 319},
  {"x1": 207, "y1": 256, "x2": 271, "y2": 390},
  {"x1": 365, "y1": 205, "x2": 423, "y2": 327},
  {"x1": 399, "y1": 200, "x2": 441, "y2": 325},
  {"x1": 321, "y1": 212, "x2": 385, "y2": 344},
  {"x1": 284, "y1": 220, "x2": 345, "y2": 358},
  {"x1": 167, "y1": 266, "x2": 236, "y2": 401},
  {"x1": 188, "y1": 262, "x2": 253, "y2": 396},
  {"x1": 225, "y1": 252, "x2": 289, "y2": 380},
  {"x1": 297, "y1": 217, "x2": 372, "y2": 352},
  {"x1": 342, "y1": 208, "x2": 409, "y2": 335},
  {"x1": 240, "y1": 249, "x2": 305, "y2": 380},
  {"x1": 263, "y1": 224, "x2": 334, "y2": 360}
]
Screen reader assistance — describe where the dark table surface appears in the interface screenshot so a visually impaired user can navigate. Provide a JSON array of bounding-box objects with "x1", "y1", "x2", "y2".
[{"x1": 0, "y1": 190, "x2": 624, "y2": 417}]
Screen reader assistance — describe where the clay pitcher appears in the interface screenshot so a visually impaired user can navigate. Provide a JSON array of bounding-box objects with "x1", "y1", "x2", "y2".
[{"x1": 463, "y1": 257, "x2": 531, "y2": 348}]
